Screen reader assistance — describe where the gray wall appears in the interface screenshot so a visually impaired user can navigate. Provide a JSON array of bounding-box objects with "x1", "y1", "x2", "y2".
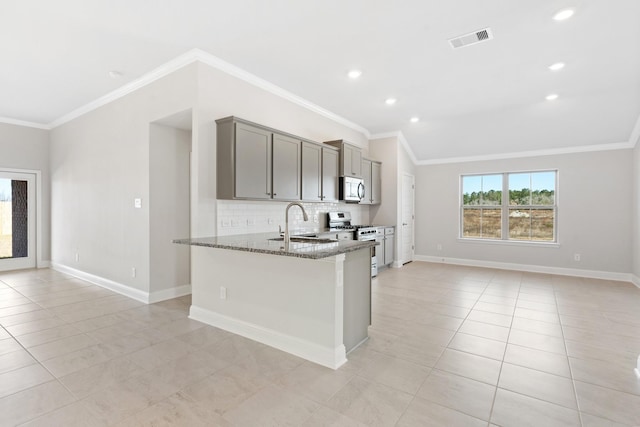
[
  {"x1": 0, "y1": 122, "x2": 51, "y2": 263},
  {"x1": 415, "y1": 149, "x2": 633, "y2": 275}
]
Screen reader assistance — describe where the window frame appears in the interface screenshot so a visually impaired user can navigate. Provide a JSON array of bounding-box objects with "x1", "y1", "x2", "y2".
[{"x1": 459, "y1": 170, "x2": 558, "y2": 245}]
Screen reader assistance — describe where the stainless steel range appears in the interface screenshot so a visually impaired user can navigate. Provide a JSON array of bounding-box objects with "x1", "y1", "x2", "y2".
[{"x1": 328, "y1": 212, "x2": 379, "y2": 276}]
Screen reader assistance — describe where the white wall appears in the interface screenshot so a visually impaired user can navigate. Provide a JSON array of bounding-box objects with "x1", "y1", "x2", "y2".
[
  {"x1": 149, "y1": 123, "x2": 191, "y2": 295},
  {"x1": 633, "y1": 143, "x2": 640, "y2": 282},
  {"x1": 415, "y1": 149, "x2": 633, "y2": 277},
  {"x1": 0, "y1": 122, "x2": 50, "y2": 263},
  {"x1": 50, "y1": 64, "x2": 198, "y2": 294},
  {"x1": 49, "y1": 60, "x2": 370, "y2": 299},
  {"x1": 369, "y1": 135, "x2": 416, "y2": 265}
]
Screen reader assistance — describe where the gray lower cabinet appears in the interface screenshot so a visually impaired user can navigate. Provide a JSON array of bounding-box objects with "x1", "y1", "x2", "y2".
[
  {"x1": 217, "y1": 116, "x2": 304, "y2": 201},
  {"x1": 384, "y1": 231, "x2": 394, "y2": 265}
]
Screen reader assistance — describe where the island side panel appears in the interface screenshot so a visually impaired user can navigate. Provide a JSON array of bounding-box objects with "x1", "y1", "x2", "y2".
[
  {"x1": 343, "y1": 247, "x2": 372, "y2": 353},
  {"x1": 189, "y1": 246, "x2": 346, "y2": 369}
]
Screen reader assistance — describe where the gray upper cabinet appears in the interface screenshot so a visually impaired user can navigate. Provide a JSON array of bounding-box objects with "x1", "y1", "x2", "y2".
[
  {"x1": 234, "y1": 122, "x2": 272, "y2": 199},
  {"x1": 217, "y1": 116, "x2": 302, "y2": 201},
  {"x1": 321, "y1": 146, "x2": 339, "y2": 202},
  {"x1": 302, "y1": 142, "x2": 340, "y2": 202},
  {"x1": 272, "y1": 133, "x2": 301, "y2": 200},
  {"x1": 302, "y1": 141, "x2": 322, "y2": 201},
  {"x1": 324, "y1": 140, "x2": 363, "y2": 178},
  {"x1": 361, "y1": 158, "x2": 382, "y2": 205}
]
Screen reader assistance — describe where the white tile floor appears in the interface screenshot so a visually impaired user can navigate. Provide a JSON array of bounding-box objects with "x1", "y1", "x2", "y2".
[{"x1": 0, "y1": 263, "x2": 639, "y2": 426}]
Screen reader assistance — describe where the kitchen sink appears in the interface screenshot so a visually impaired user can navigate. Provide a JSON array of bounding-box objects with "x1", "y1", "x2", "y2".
[{"x1": 269, "y1": 236, "x2": 337, "y2": 244}]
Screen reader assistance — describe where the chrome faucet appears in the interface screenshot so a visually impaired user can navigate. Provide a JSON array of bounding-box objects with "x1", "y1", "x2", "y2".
[{"x1": 284, "y1": 202, "x2": 309, "y2": 248}]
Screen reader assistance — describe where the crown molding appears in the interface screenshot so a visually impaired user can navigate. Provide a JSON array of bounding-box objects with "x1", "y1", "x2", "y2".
[
  {"x1": 47, "y1": 48, "x2": 370, "y2": 139},
  {"x1": 0, "y1": 117, "x2": 50, "y2": 130},
  {"x1": 48, "y1": 50, "x2": 202, "y2": 128},
  {"x1": 370, "y1": 130, "x2": 419, "y2": 165},
  {"x1": 415, "y1": 141, "x2": 634, "y2": 165},
  {"x1": 191, "y1": 50, "x2": 371, "y2": 138}
]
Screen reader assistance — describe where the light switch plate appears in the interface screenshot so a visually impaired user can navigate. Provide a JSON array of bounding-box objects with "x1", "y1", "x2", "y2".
[{"x1": 134, "y1": 198, "x2": 142, "y2": 208}]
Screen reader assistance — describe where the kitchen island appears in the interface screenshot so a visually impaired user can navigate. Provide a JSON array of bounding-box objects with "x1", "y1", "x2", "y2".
[{"x1": 174, "y1": 233, "x2": 375, "y2": 369}]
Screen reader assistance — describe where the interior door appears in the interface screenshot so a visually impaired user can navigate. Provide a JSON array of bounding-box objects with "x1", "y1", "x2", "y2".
[
  {"x1": 401, "y1": 174, "x2": 415, "y2": 265},
  {"x1": 0, "y1": 171, "x2": 36, "y2": 271}
]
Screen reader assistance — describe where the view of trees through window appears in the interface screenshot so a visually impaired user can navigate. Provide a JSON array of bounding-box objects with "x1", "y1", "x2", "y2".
[{"x1": 461, "y1": 171, "x2": 556, "y2": 242}]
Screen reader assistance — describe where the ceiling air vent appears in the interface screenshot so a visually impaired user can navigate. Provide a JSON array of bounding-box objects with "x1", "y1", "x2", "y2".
[{"x1": 449, "y1": 28, "x2": 493, "y2": 49}]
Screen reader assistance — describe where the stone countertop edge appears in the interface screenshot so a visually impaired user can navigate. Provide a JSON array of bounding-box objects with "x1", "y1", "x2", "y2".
[{"x1": 173, "y1": 232, "x2": 376, "y2": 260}]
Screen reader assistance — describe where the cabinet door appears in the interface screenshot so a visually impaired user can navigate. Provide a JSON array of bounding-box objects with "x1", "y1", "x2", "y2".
[
  {"x1": 302, "y1": 142, "x2": 322, "y2": 201},
  {"x1": 343, "y1": 144, "x2": 363, "y2": 177},
  {"x1": 321, "y1": 147, "x2": 339, "y2": 202},
  {"x1": 351, "y1": 146, "x2": 362, "y2": 177},
  {"x1": 384, "y1": 234, "x2": 394, "y2": 265},
  {"x1": 235, "y1": 122, "x2": 272, "y2": 199},
  {"x1": 371, "y1": 161, "x2": 381, "y2": 205},
  {"x1": 272, "y1": 133, "x2": 301, "y2": 200},
  {"x1": 360, "y1": 159, "x2": 372, "y2": 205}
]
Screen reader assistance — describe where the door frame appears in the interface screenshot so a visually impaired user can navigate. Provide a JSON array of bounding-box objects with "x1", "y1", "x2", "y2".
[
  {"x1": 400, "y1": 173, "x2": 415, "y2": 265},
  {"x1": 0, "y1": 167, "x2": 43, "y2": 270}
]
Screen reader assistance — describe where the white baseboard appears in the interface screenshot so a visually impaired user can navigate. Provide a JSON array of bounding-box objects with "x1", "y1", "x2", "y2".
[
  {"x1": 415, "y1": 255, "x2": 634, "y2": 283},
  {"x1": 632, "y1": 274, "x2": 640, "y2": 289},
  {"x1": 189, "y1": 305, "x2": 347, "y2": 370},
  {"x1": 148, "y1": 285, "x2": 192, "y2": 303},
  {"x1": 51, "y1": 262, "x2": 150, "y2": 303}
]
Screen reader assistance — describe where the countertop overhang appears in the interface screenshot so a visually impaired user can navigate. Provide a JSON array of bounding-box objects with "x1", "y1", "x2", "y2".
[{"x1": 173, "y1": 232, "x2": 375, "y2": 259}]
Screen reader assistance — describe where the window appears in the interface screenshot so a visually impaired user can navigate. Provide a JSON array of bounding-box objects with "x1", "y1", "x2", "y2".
[{"x1": 461, "y1": 171, "x2": 556, "y2": 242}]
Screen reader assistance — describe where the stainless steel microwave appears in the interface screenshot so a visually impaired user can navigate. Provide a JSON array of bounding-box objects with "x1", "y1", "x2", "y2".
[{"x1": 340, "y1": 176, "x2": 365, "y2": 203}]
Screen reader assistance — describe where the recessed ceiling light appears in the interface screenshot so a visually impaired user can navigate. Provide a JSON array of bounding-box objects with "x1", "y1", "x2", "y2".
[
  {"x1": 385, "y1": 98, "x2": 397, "y2": 105},
  {"x1": 108, "y1": 70, "x2": 123, "y2": 79},
  {"x1": 347, "y1": 70, "x2": 362, "y2": 79},
  {"x1": 548, "y1": 62, "x2": 565, "y2": 71},
  {"x1": 553, "y1": 8, "x2": 575, "y2": 21},
  {"x1": 546, "y1": 93, "x2": 559, "y2": 101},
  {"x1": 410, "y1": 117, "x2": 420, "y2": 123}
]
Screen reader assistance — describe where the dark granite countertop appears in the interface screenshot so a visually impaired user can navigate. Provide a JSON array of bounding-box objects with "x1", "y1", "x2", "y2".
[{"x1": 173, "y1": 232, "x2": 375, "y2": 260}]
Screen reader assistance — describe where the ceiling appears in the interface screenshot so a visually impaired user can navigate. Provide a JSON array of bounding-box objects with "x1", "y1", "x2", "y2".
[{"x1": 2, "y1": 0, "x2": 639, "y2": 162}]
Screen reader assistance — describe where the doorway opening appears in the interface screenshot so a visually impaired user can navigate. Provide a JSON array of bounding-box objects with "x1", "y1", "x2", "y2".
[{"x1": 0, "y1": 171, "x2": 36, "y2": 271}]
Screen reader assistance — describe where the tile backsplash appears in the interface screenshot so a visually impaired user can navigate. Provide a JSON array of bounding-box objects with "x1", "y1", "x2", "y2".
[{"x1": 216, "y1": 200, "x2": 370, "y2": 236}]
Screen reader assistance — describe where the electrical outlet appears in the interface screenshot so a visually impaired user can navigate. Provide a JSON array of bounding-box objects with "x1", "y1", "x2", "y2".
[
  {"x1": 268, "y1": 218, "x2": 274, "y2": 225},
  {"x1": 220, "y1": 286, "x2": 227, "y2": 300},
  {"x1": 131, "y1": 267, "x2": 136, "y2": 278},
  {"x1": 75, "y1": 252, "x2": 79, "y2": 262},
  {"x1": 574, "y1": 253, "x2": 581, "y2": 262},
  {"x1": 134, "y1": 198, "x2": 142, "y2": 208},
  {"x1": 313, "y1": 214, "x2": 319, "y2": 223},
  {"x1": 436, "y1": 243, "x2": 443, "y2": 251},
  {"x1": 247, "y1": 219, "x2": 255, "y2": 226},
  {"x1": 221, "y1": 219, "x2": 230, "y2": 227}
]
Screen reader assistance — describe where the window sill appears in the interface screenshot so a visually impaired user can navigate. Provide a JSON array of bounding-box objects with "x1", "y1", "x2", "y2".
[{"x1": 457, "y1": 238, "x2": 560, "y2": 248}]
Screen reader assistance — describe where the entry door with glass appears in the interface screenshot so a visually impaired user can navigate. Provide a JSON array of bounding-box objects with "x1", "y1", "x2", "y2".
[{"x1": 0, "y1": 172, "x2": 36, "y2": 271}]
